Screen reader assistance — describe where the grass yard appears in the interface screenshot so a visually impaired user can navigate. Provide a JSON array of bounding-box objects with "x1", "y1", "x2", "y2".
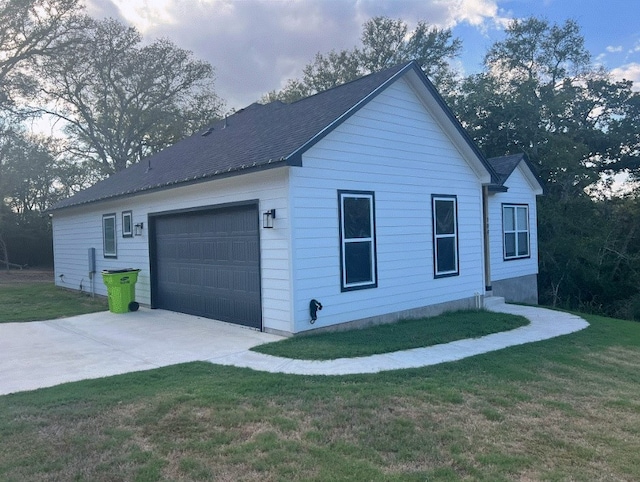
[
  {"x1": 253, "y1": 310, "x2": 529, "y2": 359},
  {"x1": 0, "y1": 283, "x2": 108, "y2": 322},
  {"x1": 1, "y1": 311, "x2": 639, "y2": 480}
]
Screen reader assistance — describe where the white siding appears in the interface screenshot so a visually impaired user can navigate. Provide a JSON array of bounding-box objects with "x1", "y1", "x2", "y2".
[
  {"x1": 489, "y1": 164, "x2": 539, "y2": 282},
  {"x1": 290, "y1": 77, "x2": 486, "y2": 332},
  {"x1": 52, "y1": 168, "x2": 292, "y2": 333}
]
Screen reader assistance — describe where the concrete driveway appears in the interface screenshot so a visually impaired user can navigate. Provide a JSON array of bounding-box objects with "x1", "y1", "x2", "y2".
[
  {"x1": 1, "y1": 301, "x2": 590, "y2": 396},
  {"x1": 0, "y1": 309, "x2": 284, "y2": 396}
]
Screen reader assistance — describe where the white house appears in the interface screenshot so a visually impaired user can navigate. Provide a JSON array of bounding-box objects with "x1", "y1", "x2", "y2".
[{"x1": 50, "y1": 61, "x2": 544, "y2": 336}]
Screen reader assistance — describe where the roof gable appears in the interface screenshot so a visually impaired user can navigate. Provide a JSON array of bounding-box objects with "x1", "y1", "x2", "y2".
[
  {"x1": 401, "y1": 67, "x2": 494, "y2": 184},
  {"x1": 52, "y1": 61, "x2": 497, "y2": 211},
  {"x1": 487, "y1": 153, "x2": 544, "y2": 195}
]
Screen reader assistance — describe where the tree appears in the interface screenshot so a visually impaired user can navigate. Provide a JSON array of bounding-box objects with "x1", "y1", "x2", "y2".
[
  {"x1": 263, "y1": 16, "x2": 461, "y2": 103},
  {"x1": 452, "y1": 17, "x2": 640, "y2": 318},
  {"x1": 0, "y1": 125, "x2": 65, "y2": 267},
  {"x1": 359, "y1": 16, "x2": 461, "y2": 92},
  {"x1": 0, "y1": 0, "x2": 85, "y2": 111},
  {"x1": 454, "y1": 18, "x2": 640, "y2": 197},
  {"x1": 37, "y1": 17, "x2": 224, "y2": 175},
  {"x1": 2, "y1": 131, "x2": 65, "y2": 215}
]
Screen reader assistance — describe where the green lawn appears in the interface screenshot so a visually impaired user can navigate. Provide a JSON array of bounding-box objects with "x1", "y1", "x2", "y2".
[
  {"x1": 0, "y1": 284, "x2": 108, "y2": 322},
  {"x1": 1, "y1": 312, "x2": 639, "y2": 481},
  {"x1": 253, "y1": 310, "x2": 529, "y2": 359}
]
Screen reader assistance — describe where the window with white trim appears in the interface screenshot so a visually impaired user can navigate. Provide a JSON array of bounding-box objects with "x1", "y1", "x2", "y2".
[
  {"x1": 503, "y1": 204, "x2": 530, "y2": 259},
  {"x1": 339, "y1": 191, "x2": 377, "y2": 291},
  {"x1": 102, "y1": 213, "x2": 117, "y2": 258},
  {"x1": 122, "y1": 211, "x2": 132, "y2": 238},
  {"x1": 432, "y1": 195, "x2": 459, "y2": 277}
]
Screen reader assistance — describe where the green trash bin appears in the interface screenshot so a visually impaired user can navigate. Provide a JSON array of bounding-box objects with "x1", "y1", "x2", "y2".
[{"x1": 101, "y1": 269, "x2": 141, "y2": 313}]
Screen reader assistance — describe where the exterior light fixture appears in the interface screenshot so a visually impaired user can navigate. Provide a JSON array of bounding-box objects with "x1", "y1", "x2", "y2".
[
  {"x1": 263, "y1": 209, "x2": 276, "y2": 228},
  {"x1": 134, "y1": 222, "x2": 144, "y2": 236}
]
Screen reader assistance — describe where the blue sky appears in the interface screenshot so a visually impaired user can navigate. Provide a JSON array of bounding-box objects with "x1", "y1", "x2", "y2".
[
  {"x1": 457, "y1": 0, "x2": 640, "y2": 78},
  {"x1": 87, "y1": 0, "x2": 640, "y2": 110}
]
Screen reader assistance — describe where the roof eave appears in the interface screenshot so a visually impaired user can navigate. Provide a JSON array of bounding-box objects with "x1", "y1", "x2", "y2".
[
  {"x1": 49, "y1": 159, "x2": 289, "y2": 213},
  {"x1": 520, "y1": 156, "x2": 545, "y2": 195},
  {"x1": 488, "y1": 184, "x2": 509, "y2": 193}
]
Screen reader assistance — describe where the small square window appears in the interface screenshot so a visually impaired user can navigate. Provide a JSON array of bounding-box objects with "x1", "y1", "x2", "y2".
[
  {"x1": 102, "y1": 214, "x2": 117, "y2": 258},
  {"x1": 122, "y1": 211, "x2": 133, "y2": 238}
]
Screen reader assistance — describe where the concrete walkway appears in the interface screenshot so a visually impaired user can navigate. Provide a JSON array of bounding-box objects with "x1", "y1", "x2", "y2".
[
  {"x1": 213, "y1": 300, "x2": 589, "y2": 375},
  {"x1": 0, "y1": 300, "x2": 588, "y2": 395}
]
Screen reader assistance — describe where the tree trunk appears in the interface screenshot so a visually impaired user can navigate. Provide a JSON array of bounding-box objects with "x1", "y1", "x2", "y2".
[{"x1": 0, "y1": 232, "x2": 9, "y2": 270}]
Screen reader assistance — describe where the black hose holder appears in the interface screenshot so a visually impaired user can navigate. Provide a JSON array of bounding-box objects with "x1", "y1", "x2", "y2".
[{"x1": 309, "y1": 299, "x2": 323, "y2": 323}]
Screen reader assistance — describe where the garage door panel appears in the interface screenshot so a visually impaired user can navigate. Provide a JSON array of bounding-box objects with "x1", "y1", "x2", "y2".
[{"x1": 153, "y1": 205, "x2": 261, "y2": 329}]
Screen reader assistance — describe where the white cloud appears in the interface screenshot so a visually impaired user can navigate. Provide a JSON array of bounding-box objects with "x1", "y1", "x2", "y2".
[
  {"x1": 606, "y1": 45, "x2": 623, "y2": 53},
  {"x1": 611, "y1": 63, "x2": 640, "y2": 91},
  {"x1": 449, "y1": 0, "x2": 510, "y2": 30},
  {"x1": 86, "y1": 0, "x2": 510, "y2": 109}
]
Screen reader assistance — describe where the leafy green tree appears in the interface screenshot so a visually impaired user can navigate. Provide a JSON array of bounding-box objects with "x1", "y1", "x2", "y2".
[
  {"x1": 37, "y1": 17, "x2": 224, "y2": 175},
  {"x1": 455, "y1": 18, "x2": 640, "y2": 197},
  {"x1": 0, "y1": 0, "x2": 86, "y2": 267},
  {"x1": 2, "y1": 131, "x2": 65, "y2": 215},
  {"x1": 0, "y1": 126, "x2": 63, "y2": 267},
  {"x1": 0, "y1": 0, "x2": 85, "y2": 111},
  {"x1": 263, "y1": 16, "x2": 461, "y2": 103},
  {"x1": 453, "y1": 17, "x2": 640, "y2": 318},
  {"x1": 359, "y1": 16, "x2": 461, "y2": 92}
]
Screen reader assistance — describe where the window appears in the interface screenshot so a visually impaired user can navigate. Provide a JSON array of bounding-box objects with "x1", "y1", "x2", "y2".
[
  {"x1": 122, "y1": 211, "x2": 132, "y2": 238},
  {"x1": 503, "y1": 204, "x2": 529, "y2": 259},
  {"x1": 339, "y1": 191, "x2": 377, "y2": 291},
  {"x1": 432, "y1": 195, "x2": 459, "y2": 277},
  {"x1": 102, "y1": 214, "x2": 117, "y2": 258}
]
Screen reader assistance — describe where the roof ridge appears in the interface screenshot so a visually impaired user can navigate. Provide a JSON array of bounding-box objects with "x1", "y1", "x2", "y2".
[{"x1": 285, "y1": 61, "x2": 414, "y2": 106}]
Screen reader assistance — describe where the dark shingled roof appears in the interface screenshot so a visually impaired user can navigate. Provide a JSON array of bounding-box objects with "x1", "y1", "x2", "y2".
[
  {"x1": 487, "y1": 153, "x2": 524, "y2": 185},
  {"x1": 51, "y1": 60, "x2": 498, "y2": 211},
  {"x1": 487, "y1": 153, "x2": 544, "y2": 191}
]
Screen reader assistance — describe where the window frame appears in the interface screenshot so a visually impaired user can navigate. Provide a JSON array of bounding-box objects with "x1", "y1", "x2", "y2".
[
  {"x1": 102, "y1": 213, "x2": 117, "y2": 258},
  {"x1": 122, "y1": 210, "x2": 133, "y2": 238},
  {"x1": 432, "y1": 194, "x2": 459, "y2": 278},
  {"x1": 502, "y1": 203, "x2": 530, "y2": 260},
  {"x1": 338, "y1": 190, "x2": 377, "y2": 292}
]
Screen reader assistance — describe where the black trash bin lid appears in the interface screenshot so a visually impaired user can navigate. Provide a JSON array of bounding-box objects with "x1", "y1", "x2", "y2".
[{"x1": 102, "y1": 268, "x2": 140, "y2": 274}]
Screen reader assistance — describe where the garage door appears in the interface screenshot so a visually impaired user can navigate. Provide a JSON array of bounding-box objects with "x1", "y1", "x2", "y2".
[{"x1": 152, "y1": 204, "x2": 261, "y2": 329}]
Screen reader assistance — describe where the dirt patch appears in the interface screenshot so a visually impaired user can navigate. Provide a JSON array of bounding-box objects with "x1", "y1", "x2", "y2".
[{"x1": 0, "y1": 269, "x2": 54, "y2": 285}]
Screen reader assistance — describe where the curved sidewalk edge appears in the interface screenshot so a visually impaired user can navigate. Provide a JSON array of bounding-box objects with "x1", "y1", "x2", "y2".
[{"x1": 209, "y1": 302, "x2": 589, "y2": 376}]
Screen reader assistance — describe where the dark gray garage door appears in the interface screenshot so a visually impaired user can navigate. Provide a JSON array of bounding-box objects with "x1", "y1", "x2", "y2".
[{"x1": 152, "y1": 205, "x2": 261, "y2": 329}]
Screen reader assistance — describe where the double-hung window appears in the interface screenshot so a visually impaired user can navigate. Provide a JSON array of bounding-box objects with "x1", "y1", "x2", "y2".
[
  {"x1": 432, "y1": 195, "x2": 459, "y2": 277},
  {"x1": 503, "y1": 204, "x2": 529, "y2": 259},
  {"x1": 102, "y1": 213, "x2": 117, "y2": 258},
  {"x1": 339, "y1": 190, "x2": 377, "y2": 291}
]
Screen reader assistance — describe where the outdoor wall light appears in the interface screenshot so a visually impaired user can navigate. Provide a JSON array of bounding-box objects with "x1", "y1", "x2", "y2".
[
  {"x1": 134, "y1": 222, "x2": 144, "y2": 236},
  {"x1": 263, "y1": 209, "x2": 276, "y2": 229}
]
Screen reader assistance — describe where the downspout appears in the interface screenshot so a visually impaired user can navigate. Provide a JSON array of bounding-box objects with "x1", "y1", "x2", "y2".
[{"x1": 482, "y1": 186, "x2": 492, "y2": 295}]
